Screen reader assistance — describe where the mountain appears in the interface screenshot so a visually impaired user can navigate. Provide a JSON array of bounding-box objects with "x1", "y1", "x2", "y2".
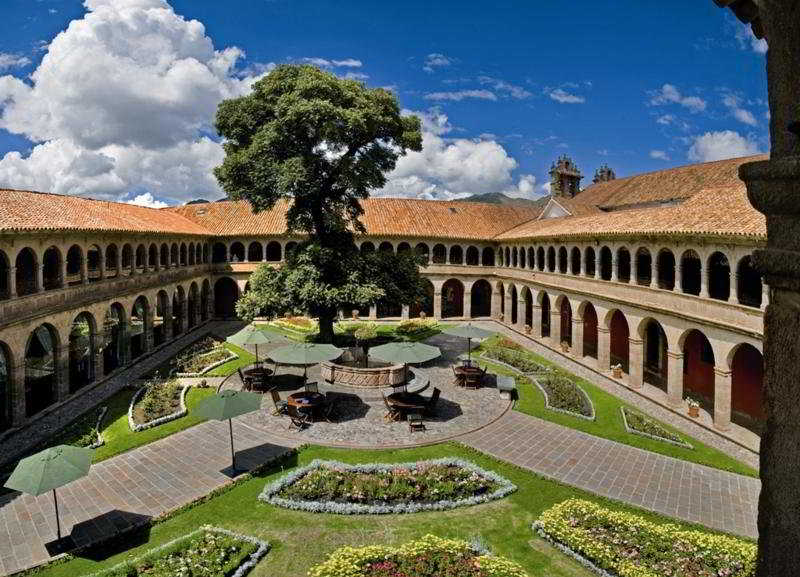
[{"x1": 455, "y1": 192, "x2": 549, "y2": 210}]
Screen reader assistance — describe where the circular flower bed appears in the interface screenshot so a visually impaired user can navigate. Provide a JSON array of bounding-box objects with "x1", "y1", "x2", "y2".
[
  {"x1": 259, "y1": 458, "x2": 516, "y2": 514},
  {"x1": 309, "y1": 534, "x2": 528, "y2": 577}
]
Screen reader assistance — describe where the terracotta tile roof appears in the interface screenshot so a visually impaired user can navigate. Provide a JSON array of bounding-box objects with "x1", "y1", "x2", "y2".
[
  {"x1": 571, "y1": 154, "x2": 767, "y2": 210},
  {"x1": 172, "y1": 197, "x2": 542, "y2": 241},
  {"x1": 496, "y1": 181, "x2": 766, "y2": 242},
  {"x1": 0, "y1": 189, "x2": 209, "y2": 236}
]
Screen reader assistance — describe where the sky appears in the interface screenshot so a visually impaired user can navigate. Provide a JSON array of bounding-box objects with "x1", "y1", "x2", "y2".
[{"x1": 0, "y1": 0, "x2": 769, "y2": 207}]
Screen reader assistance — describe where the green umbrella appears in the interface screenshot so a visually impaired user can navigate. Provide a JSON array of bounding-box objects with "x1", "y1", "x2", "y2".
[
  {"x1": 369, "y1": 341, "x2": 441, "y2": 384},
  {"x1": 226, "y1": 324, "x2": 279, "y2": 364},
  {"x1": 194, "y1": 390, "x2": 262, "y2": 472},
  {"x1": 4, "y1": 445, "x2": 94, "y2": 540},
  {"x1": 443, "y1": 323, "x2": 494, "y2": 362},
  {"x1": 268, "y1": 343, "x2": 343, "y2": 381}
]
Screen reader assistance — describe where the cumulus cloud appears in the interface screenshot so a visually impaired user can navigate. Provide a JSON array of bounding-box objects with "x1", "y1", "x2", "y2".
[
  {"x1": 424, "y1": 89, "x2": 497, "y2": 102},
  {"x1": 547, "y1": 88, "x2": 585, "y2": 104},
  {"x1": 126, "y1": 192, "x2": 168, "y2": 208},
  {"x1": 687, "y1": 130, "x2": 761, "y2": 162},
  {"x1": 0, "y1": 0, "x2": 264, "y2": 204},
  {"x1": 0, "y1": 53, "x2": 31, "y2": 71},
  {"x1": 649, "y1": 150, "x2": 669, "y2": 160},
  {"x1": 649, "y1": 84, "x2": 706, "y2": 113},
  {"x1": 477, "y1": 76, "x2": 531, "y2": 99},
  {"x1": 301, "y1": 57, "x2": 362, "y2": 68},
  {"x1": 423, "y1": 53, "x2": 453, "y2": 73},
  {"x1": 722, "y1": 93, "x2": 758, "y2": 126},
  {"x1": 378, "y1": 109, "x2": 537, "y2": 200},
  {"x1": 735, "y1": 22, "x2": 767, "y2": 54}
]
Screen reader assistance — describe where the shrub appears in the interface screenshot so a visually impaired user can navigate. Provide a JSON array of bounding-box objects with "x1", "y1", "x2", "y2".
[
  {"x1": 534, "y1": 499, "x2": 755, "y2": 577},
  {"x1": 483, "y1": 347, "x2": 543, "y2": 374},
  {"x1": 395, "y1": 317, "x2": 438, "y2": 336},
  {"x1": 622, "y1": 407, "x2": 692, "y2": 448},
  {"x1": 274, "y1": 316, "x2": 318, "y2": 333},
  {"x1": 354, "y1": 324, "x2": 378, "y2": 342},
  {"x1": 537, "y1": 375, "x2": 593, "y2": 418},
  {"x1": 309, "y1": 534, "x2": 528, "y2": 577},
  {"x1": 135, "y1": 379, "x2": 180, "y2": 423}
]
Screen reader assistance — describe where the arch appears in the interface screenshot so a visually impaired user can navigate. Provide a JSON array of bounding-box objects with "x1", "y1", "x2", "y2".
[
  {"x1": 195, "y1": 243, "x2": 203, "y2": 264},
  {"x1": 201, "y1": 279, "x2": 210, "y2": 322},
  {"x1": 599, "y1": 246, "x2": 612, "y2": 280},
  {"x1": 585, "y1": 247, "x2": 596, "y2": 277},
  {"x1": 172, "y1": 286, "x2": 185, "y2": 336},
  {"x1": 511, "y1": 247, "x2": 518, "y2": 268},
  {"x1": 188, "y1": 282, "x2": 199, "y2": 329},
  {"x1": 0, "y1": 250, "x2": 7, "y2": 300},
  {"x1": 411, "y1": 278, "x2": 434, "y2": 318},
  {"x1": 167, "y1": 242, "x2": 177, "y2": 266},
  {"x1": 680, "y1": 249, "x2": 701, "y2": 295},
  {"x1": 519, "y1": 247, "x2": 526, "y2": 269},
  {"x1": 736, "y1": 256, "x2": 762, "y2": 308},
  {"x1": 378, "y1": 241, "x2": 394, "y2": 254},
  {"x1": 154, "y1": 290, "x2": 169, "y2": 346},
  {"x1": 69, "y1": 312, "x2": 96, "y2": 393},
  {"x1": 214, "y1": 277, "x2": 239, "y2": 318},
  {"x1": 284, "y1": 241, "x2": 298, "y2": 258},
  {"x1": 608, "y1": 310, "x2": 630, "y2": 373},
  {"x1": 466, "y1": 246, "x2": 479, "y2": 266},
  {"x1": 263, "y1": 242, "x2": 280, "y2": 262},
  {"x1": 449, "y1": 245, "x2": 463, "y2": 265},
  {"x1": 0, "y1": 342, "x2": 10, "y2": 430},
  {"x1": 539, "y1": 291, "x2": 551, "y2": 338},
  {"x1": 521, "y1": 286, "x2": 533, "y2": 328},
  {"x1": 87, "y1": 244, "x2": 102, "y2": 282},
  {"x1": 471, "y1": 279, "x2": 492, "y2": 317},
  {"x1": 397, "y1": 242, "x2": 411, "y2": 254},
  {"x1": 102, "y1": 303, "x2": 126, "y2": 375},
  {"x1": 547, "y1": 246, "x2": 556, "y2": 272},
  {"x1": 130, "y1": 295, "x2": 149, "y2": 360},
  {"x1": 617, "y1": 247, "x2": 631, "y2": 283},
  {"x1": 121, "y1": 244, "x2": 133, "y2": 273},
  {"x1": 558, "y1": 296, "x2": 573, "y2": 347},
  {"x1": 527, "y1": 247, "x2": 535, "y2": 269},
  {"x1": 432, "y1": 244, "x2": 447, "y2": 264},
  {"x1": 442, "y1": 279, "x2": 464, "y2": 318},
  {"x1": 136, "y1": 244, "x2": 147, "y2": 271},
  {"x1": 43, "y1": 246, "x2": 62, "y2": 291},
  {"x1": 149, "y1": 244, "x2": 159, "y2": 269},
  {"x1": 360, "y1": 241, "x2": 375, "y2": 255},
  {"x1": 15, "y1": 247, "x2": 38, "y2": 296},
  {"x1": 202, "y1": 242, "x2": 210, "y2": 263},
  {"x1": 558, "y1": 247, "x2": 568, "y2": 274},
  {"x1": 708, "y1": 251, "x2": 730, "y2": 301},
  {"x1": 509, "y1": 285, "x2": 518, "y2": 325},
  {"x1": 212, "y1": 242, "x2": 227, "y2": 263},
  {"x1": 656, "y1": 249, "x2": 675, "y2": 290},
  {"x1": 570, "y1": 247, "x2": 581, "y2": 275},
  {"x1": 160, "y1": 243, "x2": 169, "y2": 267},
  {"x1": 681, "y1": 329, "x2": 715, "y2": 414},
  {"x1": 229, "y1": 242, "x2": 245, "y2": 263},
  {"x1": 248, "y1": 241, "x2": 264, "y2": 262},
  {"x1": 65, "y1": 244, "x2": 83, "y2": 286},
  {"x1": 641, "y1": 318, "x2": 668, "y2": 392},
  {"x1": 188, "y1": 242, "x2": 196, "y2": 265},
  {"x1": 105, "y1": 244, "x2": 119, "y2": 277},
  {"x1": 179, "y1": 243, "x2": 187, "y2": 266},
  {"x1": 635, "y1": 248, "x2": 652, "y2": 286},
  {"x1": 730, "y1": 343, "x2": 765, "y2": 433},
  {"x1": 581, "y1": 302, "x2": 598, "y2": 358},
  {"x1": 537, "y1": 247, "x2": 545, "y2": 271},
  {"x1": 25, "y1": 324, "x2": 59, "y2": 417},
  {"x1": 415, "y1": 243, "x2": 430, "y2": 263}
]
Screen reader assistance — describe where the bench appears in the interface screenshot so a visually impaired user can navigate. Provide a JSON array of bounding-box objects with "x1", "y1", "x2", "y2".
[{"x1": 496, "y1": 376, "x2": 516, "y2": 400}]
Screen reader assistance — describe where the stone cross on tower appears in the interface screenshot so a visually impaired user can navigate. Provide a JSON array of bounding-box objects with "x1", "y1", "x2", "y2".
[
  {"x1": 549, "y1": 155, "x2": 583, "y2": 198},
  {"x1": 593, "y1": 164, "x2": 616, "y2": 184}
]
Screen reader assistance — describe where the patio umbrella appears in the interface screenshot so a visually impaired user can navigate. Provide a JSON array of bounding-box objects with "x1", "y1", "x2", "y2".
[
  {"x1": 369, "y1": 341, "x2": 441, "y2": 384},
  {"x1": 443, "y1": 323, "x2": 494, "y2": 362},
  {"x1": 226, "y1": 324, "x2": 280, "y2": 364},
  {"x1": 194, "y1": 390, "x2": 262, "y2": 472},
  {"x1": 268, "y1": 343, "x2": 344, "y2": 380},
  {"x1": 4, "y1": 445, "x2": 94, "y2": 540}
]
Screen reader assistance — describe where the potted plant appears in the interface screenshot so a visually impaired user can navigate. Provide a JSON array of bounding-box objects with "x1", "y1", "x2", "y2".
[
  {"x1": 611, "y1": 363, "x2": 623, "y2": 379},
  {"x1": 560, "y1": 341, "x2": 570, "y2": 353},
  {"x1": 686, "y1": 397, "x2": 700, "y2": 418},
  {"x1": 524, "y1": 324, "x2": 532, "y2": 334}
]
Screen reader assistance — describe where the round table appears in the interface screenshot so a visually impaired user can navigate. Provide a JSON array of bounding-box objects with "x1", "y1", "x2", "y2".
[
  {"x1": 387, "y1": 391, "x2": 427, "y2": 412},
  {"x1": 288, "y1": 391, "x2": 326, "y2": 420},
  {"x1": 454, "y1": 365, "x2": 483, "y2": 388},
  {"x1": 243, "y1": 367, "x2": 272, "y2": 390}
]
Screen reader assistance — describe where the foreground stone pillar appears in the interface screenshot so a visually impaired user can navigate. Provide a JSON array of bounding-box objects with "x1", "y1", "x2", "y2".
[
  {"x1": 504, "y1": 290, "x2": 513, "y2": 325},
  {"x1": 432, "y1": 293, "x2": 442, "y2": 319},
  {"x1": 11, "y1": 363, "x2": 26, "y2": 426},
  {"x1": 713, "y1": 368, "x2": 732, "y2": 431},
  {"x1": 56, "y1": 344, "x2": 70, "y2": 401},
  {"x1": 401, "y1": 304, "x2": 410, "y2": 320},
  {"x1": 463, "y1": 290, "x2": 472, "y2": 319},
  {"x1": 597, "y1": 327, "x2": 610, "y2": 372},
  {"x1": 572, "y1": 317, "x2": 584, "y2": 358},
  {"x1": 628, "y1": 337, "x2": 644, "y2": 388},
  {"x1": 666, "y1": 351, "x2": 684, "y2": 408},
  {"x1": 550, "y1": 310, "x2": 561, "y2": 346},
  {"x1": 490, "y1": 288, "x2": 501, "y2": 319},
  {"x1": 531, "y1": 304, "x2": 542, "y2": 339}
]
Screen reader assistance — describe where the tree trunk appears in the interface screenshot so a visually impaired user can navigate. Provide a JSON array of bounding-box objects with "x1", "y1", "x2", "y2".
[{"x1": 318, "y1": 312, "x2": 336, "y2": 344}]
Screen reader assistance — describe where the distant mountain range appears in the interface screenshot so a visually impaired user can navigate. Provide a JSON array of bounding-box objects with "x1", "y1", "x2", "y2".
[{"x1": 455, "y1": 192, "x2": 549, "y2": 210}]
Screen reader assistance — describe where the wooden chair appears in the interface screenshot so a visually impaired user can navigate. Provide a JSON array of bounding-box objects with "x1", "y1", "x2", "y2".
[
  {"x1": 269, "y1": 387, "x2": 288, "y2": 416},
  {"x1": 238, "y1": 368, "x2": 255, "y2": 392},
  {"x1": 452, "y1": 365, "x2": 464, "y2": 387},
  {"x1": 382, "y1": 392, "x2": 400, "y2": 422},
  {"x1": 425, "y1": 387, "x2": 441, "y2": 416},
  {"x1": 287, "y1": 403, "x2": 311, "y2": 430}
]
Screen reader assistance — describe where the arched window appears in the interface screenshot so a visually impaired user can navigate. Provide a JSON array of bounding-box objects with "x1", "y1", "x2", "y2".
[
  {"x1": 522, "y1": 287, "x2": 533, "y2": 328},
  {"x1": 465, "y1": 246, "x2": 479, "y2": 266},
  {"x1": 171, "y1": 288, "x2": 184, "y2": 336},
  {"x1": 559, "y1": 297, "x2": 573, "y2": 347},
  {"x1": 471, "y1": 280, "x2": 492, "y2": 317},
  {"x1": 643, "y1": 319, "x2": 668, "y2": 392},
  {"x1": 511, "y1": 247, "x2": 518, "y2": 268},
  {"x1": 519, "y1": 247, "x2": 526, "y2": 269},
  {"x1": 284, "y1": 242, "x2": 298, "y2": 258},
  {"x1": 708, "y1": 251, "x2": 731, "y2": 301},
  {"x1": 547, "y1": 247, "x2": 556, "y2": 272},
  {"x1": 169, "y1": 243, "x2": 178, "y2": 266},
  {"x1": 149, "y1": 244, "x2": 158, "y2": 269},
  {"x1": 481, "y1": 246, "x2": 495, "y2": 266},
  {"x1": 105, "y1": 244, "x2": 119, "y2": 277},
  {"x1": 136, "y1": 244, "x2": 147, "y2": 271},
  {"x1": 195, "y1": 243, "x2": 203, "y2": 264},
  {"x1": 582, "y1": 302, "x2": 598, "y2": 359},
  {"x1": 15, "y1": 247, "x2": 38, "y2": 296},
  {"x1": 69, "y1": 313, "x2": 95, "y2": 393},
  {"x1": 87, "y1": 245, "x2": 102, "y2": 282},
  {"x1": 537, "y1": 247, "x2": 545, "y2": 271},
  {"x1": 214, "y1": 277, "x2": 239, "y2": 318},
  {"x1": 201, "y1": 280, "x2": 210, "y2": 322},
  {"x1": 609, "y1": 310, "x2": 630, "y2": 373},
  {"x1": 570, "y1": 247, "x2": 581, "y2": 275},
  {"x1": 656, "y1": 249, "x2": 675, "y2": 290},
  {"x1": 212, "y1": 242, "x2": 227, "y2": 263},
  {"x1": 410, "y1": 279, "x2": 434, "y2": 318},
  {"x1": 66, "y1": 244, "x2": 83, "y2": 286},
  {"x1": 229, "y1": 242, "x2": 245, "y2": 263},
  {"x1": 617, "y1": 247, "x2": 631, "y2": 283},
  {"x1": 432, "y1": 244, "x2": 447, "y2": 264},
  {"x1": 449, "y1": 245, "x2": 463, "y2": 265},
  {"x1": 397, "y1": 242, "x2": 411, "y2": 254},
  {"x1": 25, "y1": 324, "x2": 59, "y2": 417},
  {"x1": 188, "y1": 243, "x2": 195, "y2": 265},
  {"x1": 248, "y1": 242, "x2": 264, "y2": 262},
  {"x1": 360, "y1": 241, "x2": 375, "y2": 255},
  {"x1": 731, "y1": 343, "x2": 765, "y2": 434},
  {"x1": 441, "y1": 279, "x2": 464, "y2": 318},
  {"x1": 558, "y1": 247, "x2": 568, "y2": 274},
  {"x1": 736, "y1": 256, "x2": 762, "y2": 308},
  {"x1": 540, "y1": 292, "x2": 551, "y2": 338},
  {"x1": 154, "y1": 291, "x2": 169, "y2": 346},
  {"x1": 599, "y1": 247, "x2": 612, "y2": 280},
  {"x1": 121, "y1": 244, "x2": 133, "y2": 274},
  {"x1": 179, "y1": 243, "x2": 187, "y2": 266},
  {"x1": 509, "y1": 285, "x2": 518, "y2": 325},
  {"x1": 160, "y1": 243, "x2": 169, "y2": 267},
  {"x1": 635, "y1": 248, "x2": 652, "y2": 286},
  {"x1": 527, "y1": 247, "x2": 535, "y2": 269},
  {"x1": 379, "y1": 241, "x2": 394, "y2": 254},
  {"x1": 43, "y1": 246, "x2": 62, "y2": 290},
  {"x1": 415, "y1": 243, "x2": 430, "y2": 263},
  {"x1": 130, "y1": 296, "x2": 149, "y2": 360},
  {"x1": 504, "y1": 247, "x2": 510, "y2": 267},
  {"x1": 188, "y1": 283, "x2": 199, "y2": 329},
  {"x1": 680, "y1": 250, "x2": 701, "y2": 295},
  {"x1": 103, "y1": 304, "x2": 125, "y2": 375},
  {"x1": 682, "y1": 329, "x2": 715, "y2": 414},
  {"x1": 585, "y1": 247, "x2": 596, "y2": 277}
]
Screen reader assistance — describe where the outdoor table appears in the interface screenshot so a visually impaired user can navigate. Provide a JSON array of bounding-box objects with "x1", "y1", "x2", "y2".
[
  {"x1": 288, "y1": 391, "x2": 326, "y2": 420},
  {"x1": 244, "y1": 366, "x2": 272, "y2": 389},
  {"x1": 387, "y1": 391, "x2": 427, "y2": 418}
]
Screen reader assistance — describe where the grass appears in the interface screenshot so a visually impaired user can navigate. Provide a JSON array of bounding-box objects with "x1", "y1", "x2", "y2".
[
  {"x1": 28, "y1": 443, "x2": 750, "y2": 577},
  {"x1": 472, "y1": 337, "x2": 758, "y2": 478}
]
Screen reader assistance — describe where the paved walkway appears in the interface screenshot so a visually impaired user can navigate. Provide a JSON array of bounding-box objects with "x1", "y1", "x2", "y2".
[{"x1": 460, "y1": 409, "x2": 759, "y2": 538}]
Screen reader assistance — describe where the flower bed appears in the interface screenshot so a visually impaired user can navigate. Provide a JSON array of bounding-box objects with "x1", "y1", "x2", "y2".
[
  {"x1": 534, "y1": 374, "x2": 595, "y2": 420},
  {"x1": 259, "y1": 458, "x2": 516, "y2": 514},
  {"x1": 128, "y1": 379, "x2": 191, "y2": 432},
  {"x1": 621, "y1": 407, "x2": 693, "y2": 449},
  {"x1": 309, "y1": 534, "x2": 528, "y2": 577},
  {"x1": 87, "y1": 525, "x2": 269, "y2": 577},
  {"x1": 150, "y1": 337, "x2": 237, "y2": 378},
  {"x1": 533, "y1": 499, "x2": 755, "y2": 577},
  {"x1": 481, "y1": 347, "x2": 545, "y2": 374},
  {"x1": 395, "y1": 317, "x2": 439, "y2": 338},
  {"x1": 273, "y1": 316, "x2": 319, "y2": 334}
]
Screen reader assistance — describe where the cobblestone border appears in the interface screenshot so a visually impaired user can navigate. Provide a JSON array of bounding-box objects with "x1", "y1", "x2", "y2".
[
  {"x1": 532, "y1": 377, "x2": 596, "y2": 421},
  {"x1": 532, "y1": 521, "x2": 615, "y2": 577},
  {"x1": 620, "y1": 407, "x2": 694, "y2": 449},
  {"x1": 259, "y1": 457, "x2": 517, "y2": 514},
  {"x1": 127, "y1": 383, "x2": 191, "y2": 432},
  {"x1": 175, "y1": 349, "x2": 239, "y2": 377},
  {"x1": 85, "y1": 525, "x2": 270, "y2": 577}
]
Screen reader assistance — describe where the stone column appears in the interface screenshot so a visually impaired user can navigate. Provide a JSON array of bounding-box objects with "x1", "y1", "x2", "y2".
[
  {"x1": 580, "y1": 250, "x2": 587, "y2": 276},
  {"x1": 163, "y1": 300, "x2": 174, "y2": 341},
  {"x1": 699, "y1": 259, "x2": 709, "y2": 298},
  {"x1": 504, "y1": 290, "x2": 513, "y2": 325},
  {"x1": 445, "y1": 246, "x2": 451, "y2": 265},
  {"x1": 515, "y1": 302, "x2": 526, "y2": 334},
  {"x1": 595, "y1": 258, "x2": 601, "y2": 280},
  {"x1": 115, "y1": 248, "x2": 122, "y2": 278},
  {"x1": 761, "y1": 282, "x2": 769, "y2": 310},
  {"x1": 8, "y1": 267, "x2": 16, "y2": 298},
  {"x1": 675, "y1": 258, "x2": 682, "y2": 292},
  {"x1": 631, "y1": 253, "x2": 639, "y2": 286},
  {"x1": 401, "y1": 304, "x2": 410, "y2": 320},
  {"x1": 179, "y1": 299, "x2": 188, "y2": 337},
  {"x1": 225, "y1": 244, "x2": 231, "y2": 263},
  {"x1": 463, "y1": 290, "x2": 472, "y2": 319},
  {"x1": 666, "y1": 350, "x2": 684, "y2": 407},
  {"x1": 433, "y1": 292, "x2": 442, "y2": 319},
  {"x1": 628, "y1": 337, "x2": 644, "y2": 388},
  {"x1": 93, "y1": 346, "x2": 104, "y2": 381},
  {"x1": 713, "y1": 368, "x2": 732, "y2": 432},
  {"x1": 35, "y1": 264, "x2": 43, "y2": 293},
  {"x1": 263, "y1": 242, "x2": 269, "y2": 262},
  {"x1": 490, "y1": 288, "x2": 502, "y2": 319},
  {"x1": 572, "y1": 317, "x2": 584, "y2": 358},
  {"x1": 56, "y1": 344, "x2": 70, "y2": 401},
  {"x1": 550, "y1": 309, "x2": 561, "y2": 345},
  {"x1": 11, "y1": 363, "x2": 26, "y2": 427},
  {"x1": 81, "y1": 253, "x2": 89, "y2": 284},
  {"x1": 597, "y1": 327, "x2": 611, "y2": 372},
  {"x1": 611, "y1": 251, "x2": 618, "y2": 282},
  {"x1": 61, "y1": 257, "x2": 68, "y2": 287},
  {"x1": 531, "y1": 303, "x2": 542, "y2": 338}
]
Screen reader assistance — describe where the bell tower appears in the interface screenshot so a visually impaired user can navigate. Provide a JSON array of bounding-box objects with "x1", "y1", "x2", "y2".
[
  {"x1": 549, "y1": 155, "x2": 583, "y2": 198},
  {"x1": 593, "y1": 164, "x2": 616, "y2": 184}
]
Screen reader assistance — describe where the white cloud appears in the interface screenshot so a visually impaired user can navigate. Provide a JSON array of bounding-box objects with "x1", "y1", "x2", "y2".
[
  {"x1": 0, "y1": 0, "x2": 263, "y2": 204},
  {"x1": 687, "y1": 130, "x2": 761, "y2": 162},
  {"x1": 301, "y1": 57, "x2": 362, "y2": 68},
  {"x1": 343, "y1": 71, "x2": 369, "y2": 80},
  {"x1": 722, "y1": 93, "x2": 758, "y2": 126},
  {"x1": 423, "y1": 53, "x2": 453, "y2": 73},
  {"x1": 649, "y1": 149, "x2": 669, "y2": 160},
  {"x1": 547, "y1": 88, "x2": 585, "y2": 104},
  {"x1": 656, "y1": 114, "x2": 674, "y2": 125},
  {"x1": 541, "y1": 182, "x2": 551, "y2": 194},
  {"x1": 649, "y1": 84, "x2": 706, "y2": 113},
  {"x1": 735, "y1": 22, "x2": 767, "y2": 54},
  {"x1": 477, "y1": 76, "x2": 531, "y2": 99},
  {"x1": 424, "y1": 89, "x2": 497, "y2": 102},
  {"x1": 378, "y1": 109, "x2": 538, "y2": 200},
  {"x1": 0, "y1": 53, "x2": 31, "y2": 71},
  {"x1": 126, "y1": 192, "x2": 168, "y2": 209}
]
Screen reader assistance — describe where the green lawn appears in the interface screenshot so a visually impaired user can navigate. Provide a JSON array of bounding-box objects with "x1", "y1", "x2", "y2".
[
  {"x1": 205, "y1": 342, "x2": 258, "y2": 377},
  {"x1": 472, "y1": 337, "x2": 757, "y2": 478},
  {"x1": 29, "y1": 443, "x2": 748, "y2": 577}
]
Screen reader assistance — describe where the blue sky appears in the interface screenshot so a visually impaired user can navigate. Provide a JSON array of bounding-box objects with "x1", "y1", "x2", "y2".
[{"x1": 0, "y1": 0, "x2": 768, "y2": 206}]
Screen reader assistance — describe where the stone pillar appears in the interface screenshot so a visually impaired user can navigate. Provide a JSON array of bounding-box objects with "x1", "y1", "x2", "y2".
[
  {"x1": 56, "y1": 344, "x2": 70, "y2": 401},
  {"x1": 628, "y1": 337, "x2": 644, "y2": 388},
  {"x1": 595, "y1": 259, "x2": 601, "y2": 280},
  {"x1": 699, "y1": 259, "x2": 709, "y2": 298},
  {"x1": 550, "y1": 309, "x2": 561, "y2": 345},
  {"x1": 225, "y1": 244, "x2": 231, "y2": 263},
  {"x1": 61, "y1": 258, "x2": 68, "y2": 287},
  {"x1": 713, "y1": 368, "x2": 732, "y2": 432},
  {"x1": 611, "y1": 251, "x2": 618, "y2": 282},
  {"x1": 572, "y1": 317, "x2": 584, "y2": 358},
  {"x1": 8, "y1": 267, "x2": 16, "y2": 299},
  {"x1": 515, "y1": 302, "x2": 526, "y2": 333},
  {"x1": 761, "y1": 282, "x2": 769, "y2": 310},
  {"x1": 597, "y1": 327, "x2": 611, "y2": 372},
  {"x1": 631, "y1": 253, "x2": 638, "y2": 286},
  {"x1": 580, "y1": 251, "x2": 587, "y2": 276},
  {"x1": 433, "y1": 292, "x2": 442, "y2": 319},
  {"x1": 504, "y1": 290, "x2": 513, "y2": 325},
  {"x1": 490, "y1": 288, "x2": 502, "y2": 319},
  {"x1": 367, "y1": 304, "x2": 377, "y2": 320},
  {"x1": 463, "y1": 290, "x2": 472, "y2": 319},
  {"x1": 163, "y1": 300, "x2": 174, "y2": 341},
  {"x1": 35, "y1": 264, "x2": 43, "y2": 293},
  {"x1": 93, "y1": 346, "x2": 104, "y2": 381},
  {"x1": 401, "y1": 304, "x2": 410, "y2": 320},
  {"x1": 115, "y1": 248, "x2": 122, "y2": 278},
  {"x1": 675, "y1": 259, "x2": 682, "y2": 293},
  {"x1": 445, "y1": 246, "x2": 451, "y2": 265},
  {"x1": 531, "y1": 303, "x2": 542, "y2": 338},
  {"x1": 666, "y1": 351, "x2": 684, "y2": 407},
  {"x1": 179, "y1": 299, "x2": 189, "y2": 337},
  {"x1": 11, "y1": 363, "x2": 26, "y2": 427},
  {"x1": 81, "y1": 253, "x2": 89, "y2": 284}
]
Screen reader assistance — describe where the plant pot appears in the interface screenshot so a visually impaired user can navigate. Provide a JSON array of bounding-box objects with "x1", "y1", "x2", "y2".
[
  {"x1": 688, "y1": 405, "x2": 700, "y2": 418},
  {"x1": 612, "y1": 367, "x2": 622, "y2": 379}
]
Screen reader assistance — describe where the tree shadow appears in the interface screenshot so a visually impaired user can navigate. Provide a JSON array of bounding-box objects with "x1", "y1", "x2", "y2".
[{"x1": 68, "y1": 510, "x2": 152, "y2": 560}]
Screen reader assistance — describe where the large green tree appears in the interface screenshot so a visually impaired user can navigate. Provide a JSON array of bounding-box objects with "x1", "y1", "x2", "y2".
[{"x1": 214, "y1": 65, "x2": 424, "y2": 341}]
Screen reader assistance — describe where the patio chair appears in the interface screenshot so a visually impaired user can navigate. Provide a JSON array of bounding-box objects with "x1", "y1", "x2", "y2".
[
  {"x1": 269, "y1": 387, "x2": 288, "y2": 416},
  {"x1": 287, "y1": 403, "x2": 311, "y2": 430},
  {"x1": 452, "y1": 365, "x2": 464, "y2": 387},
  {"x1": 382, "y1": 392, "x2": 400, "y2": 422},
  {"x1": 305, "y1": 381, "x2": 319, "y2": 393},
  {"x1": 465, "y1": 367, "x2": 486, "y2": 390},
  {"x1": 238, "y1": 368, "x2": 255, "y2": 392},
  {"x1": 425, "y1": 387, "x2": 441, "y2": 417}
]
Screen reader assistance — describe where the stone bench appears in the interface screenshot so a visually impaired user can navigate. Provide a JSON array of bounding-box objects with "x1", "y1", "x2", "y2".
[{"x1": 496, "y1": 375, "x2": 516, "y2": 400}]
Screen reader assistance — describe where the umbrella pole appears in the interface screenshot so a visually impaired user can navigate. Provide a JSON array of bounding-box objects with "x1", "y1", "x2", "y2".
[
  {"x1": 228, "y1": 418, "x2": 236, "y2": 472},
  {"x1": 467, "y1": 338, "x2": 471, "y2": 363},
  {"x1": 255, "y1": 343, "x2": 259, "y2": 365},
  {"x1": 53, "y1": 488, "x2": 61, "y2": 541}
]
